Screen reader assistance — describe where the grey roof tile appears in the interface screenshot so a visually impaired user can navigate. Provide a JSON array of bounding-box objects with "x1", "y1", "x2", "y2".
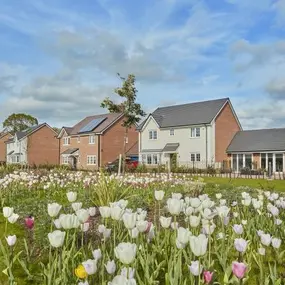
[
  {"x1": 162, "y1": 143, "x2": 180, "y2": 152},
  {"x1": 227, "y1": 128, "x2": 285, "y2": 152},
  {"x1": 141, "y1": 98, "x2": 229, "y2": 129}
]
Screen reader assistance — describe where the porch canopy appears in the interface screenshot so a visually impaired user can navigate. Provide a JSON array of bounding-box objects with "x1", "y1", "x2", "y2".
[
  {"x1": 162, "y1": 143, "x2": 179, "y2": 153},
  {"x1": 61, "y1": 148, "x2": 79, "y2": 157}
]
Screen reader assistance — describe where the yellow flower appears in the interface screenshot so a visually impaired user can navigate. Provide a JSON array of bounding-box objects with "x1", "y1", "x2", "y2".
[{"x1": 75, "y1": 264, "x2": 88, "y2": 279}]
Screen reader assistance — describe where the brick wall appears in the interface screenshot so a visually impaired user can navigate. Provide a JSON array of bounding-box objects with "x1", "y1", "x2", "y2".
[
  {"x1": 27, "y1": 125, "x2": 59, "y2": 166},
  {"x1": 100, "y1": 116, "x2": 138, "y2": 167},
  {"x1": 0, "y1": 133, "x2": 10, "y2": 162},
  {"x1": 215, "y1": 102, "x2": 241, "y2": 162},
  {"x1": 59, "y1": 134, "x2": 99, "y2": 170}
]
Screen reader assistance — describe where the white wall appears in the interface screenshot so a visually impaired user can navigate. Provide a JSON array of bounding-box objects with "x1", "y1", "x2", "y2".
[
  {"x1": 6, "y1": 136, "x2": 28, "y2": 164},
  {"x1": 140, "y1": 117, "x2": 215, "y2": 165}
]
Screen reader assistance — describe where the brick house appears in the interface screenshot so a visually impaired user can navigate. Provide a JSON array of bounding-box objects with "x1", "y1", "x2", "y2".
[
  {"x1": 57, "y1": 113, "x2": 138, "y2": 169},
  {"x1": 5, "y1": 123, "x2": 59, "y2": 166},
  {"x1": 137, "y1": 98, "x2": 242, "y2": 168},
  {"x1": 227, "y1": 128, "x2": 285, "y2": 173},
  {"x1": 0, "y1": 131, "x2": 11, "y2": 163}
]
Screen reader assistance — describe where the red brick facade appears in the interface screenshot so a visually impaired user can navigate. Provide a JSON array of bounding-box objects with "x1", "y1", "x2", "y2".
[
  {"x1": 59, "y1": 116, "x2": 138, "y2": 169},
  {"x1": 215, "y1": 102, "x2": 241, "y2": 162},
  {"x1": 27, "y1": 125, "x2": 59, "y2": 166},
  {"x1": 0, "y1": 133, "x2": 10, "y2": 162}
]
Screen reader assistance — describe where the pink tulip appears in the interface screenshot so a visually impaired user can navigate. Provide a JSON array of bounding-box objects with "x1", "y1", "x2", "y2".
[
  {"x1": 203, "y1": 271, "x2": 213, "y2": 284},
  {"x1": 232, "y1": 261, "x2": 246, "y2": 279},
  {"x1": 25, "y1": 216, "x2": 34, "y2": 229},
  {"x1": 145, "y1": 222, "x2": 153, "y2": 233}
]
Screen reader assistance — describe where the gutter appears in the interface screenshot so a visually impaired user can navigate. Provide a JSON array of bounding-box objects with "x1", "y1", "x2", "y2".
[{"x1": 205, "y1": 124, "x2": 208, "y2": 167}]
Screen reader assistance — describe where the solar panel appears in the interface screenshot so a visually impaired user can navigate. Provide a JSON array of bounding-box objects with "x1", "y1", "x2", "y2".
[{"x1": 79, "y1": 117, "x2": 107, "y2": 133}]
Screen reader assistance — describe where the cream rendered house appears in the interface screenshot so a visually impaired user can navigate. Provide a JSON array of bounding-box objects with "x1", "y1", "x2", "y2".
[{"x1": 138, "y1": 98, "x2": 241, "y2": 168}]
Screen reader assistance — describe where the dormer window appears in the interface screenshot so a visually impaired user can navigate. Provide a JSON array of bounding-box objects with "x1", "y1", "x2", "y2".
[
  {"x1": 63, "y1": 137, "x2": 70, "y2": 145},
  {"x1": 89, "y1": 135, "x2": 95, "y2": 144},
  {"x1": 149, "y1": 130, "x2": 158, "y2": 140}
]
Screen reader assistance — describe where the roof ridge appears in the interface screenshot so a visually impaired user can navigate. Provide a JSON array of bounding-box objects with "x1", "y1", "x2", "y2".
[
  {"x1": 154, "y1": 97, "x2": 229, "y2": 111},
  {"x1": 241, "y1": 128, "x2": 285, "y2": 132}
]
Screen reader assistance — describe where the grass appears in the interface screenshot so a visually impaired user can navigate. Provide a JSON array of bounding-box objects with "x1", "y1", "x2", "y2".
[{"x1": 193, "y1": 176, "x2": 285, "y2": 191}]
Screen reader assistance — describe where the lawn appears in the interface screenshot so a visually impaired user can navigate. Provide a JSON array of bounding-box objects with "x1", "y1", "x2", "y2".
[{"x1": 0, "y1": 170, "x2": 284, "y2": 284}]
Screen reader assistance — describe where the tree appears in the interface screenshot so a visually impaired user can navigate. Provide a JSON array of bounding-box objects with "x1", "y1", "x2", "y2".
[
  {"x1": 3, "y1": 113, "x2": 38, "y2": 134},
  {"x1": 101, "y1": 74, "x2": 145, "y2": 174}
]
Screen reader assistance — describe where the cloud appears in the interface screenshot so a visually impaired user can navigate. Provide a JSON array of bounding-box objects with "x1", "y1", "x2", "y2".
[
  {"x1": 274, "y1": 0, "x2": 285, "y2": 24},
  {"x1": 266, "y1": 78, "x2": 285, "y2": 99}
]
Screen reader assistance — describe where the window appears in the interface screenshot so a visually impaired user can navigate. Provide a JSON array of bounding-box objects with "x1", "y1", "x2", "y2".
[
  {"x1": 190, "y1": 153, "x2": 200, "y2": 162},
  {"x1": 232, "y1": 154, "x2": 237, "y2": 171},
  {"x1": 77, "y1": 136, "x2": 80, "y2": 143},
  {"x1": 190, "y1": 127, "x2": 201, "y2": 138},
  {"x1": 63, "y1": 156, "x2": 69, "y2": 164},
  {"x1": 149, "y1": 130, "x2": 158, "y2": 140},
  {"x1": 63, "y1": 137, "x2": 70, "y2": 145},
  {"x1": 261, "y1": 153, "x2": 266, "y2": 169},
  {"x1": 142, "y1": 154, "x2": 146, "y2": 163},
  {"x1": 147, "y1": 154, "x2": 152, "y2": 164},
  {"x1": 16, "y1": 155, "x2": 20, "y2": 163},
  {"x1": 245, "y1": 154, "x2": 252, "y2": 168},
  {"x1": 89, "y1": 135, "x2": 95, "y2": 144},
  {"x1": 153, "y1": 154, "x2": 158, "y2": 164},
  {"x1": 275, "y1": 154, "x2": 283, "y2": 172},
  {"x1": 170, "y1": 129, "x2": 174, "y2": 136},
  {"x1": 87, "y1": 155, "x2": 96, "y2": 165},
  {"x1": 196, "y1": 153, "x2": 201, "y2": 162}
]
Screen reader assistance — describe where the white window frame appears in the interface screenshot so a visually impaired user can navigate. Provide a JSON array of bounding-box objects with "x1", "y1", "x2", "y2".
[
  {"x1": 190, "y1": 127, "x2": 201, "y2": 138},
  {"x1": 89, "y1": 135, "x2": 95, "y2": 144},
  {"x1": 87, "y1": 155, "x2": 96, "y2": 165},
  {"x1": 190, "y1": 152, "x2": 201, "y2": 162},
  {"x1": 62, "y1": 156, "x2": 69, "y2": 164},
  {"x1": 149, "y1": 130, "x2": 158, "y2": 140},
  {"x1": 145, "y1": 153, "x2": 160, "y2": 165},
  {"x1": 63, "y1": 137, "x2": 70, "y2": 145},
  {"x1": 170, "y1": 129, "x2": 175, "y2": 136}
]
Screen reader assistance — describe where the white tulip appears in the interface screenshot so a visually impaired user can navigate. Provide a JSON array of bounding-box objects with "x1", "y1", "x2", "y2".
[
  {"x1": 272, "y1": 238, "x2": 281, "y2": 249},
  {"x1": 105, "y1": 260, "x2": 116, "y2": 275},
  {"x1": 234, "y1": 238, "x2": 248, "y2": 253},
  {"x1": 185, "y1": 206, "x2": 194, "y2": 216},
  {"x1": 123, "y1": 213, "x2": 137, "y2": 229},
  {"x1": 89, "y1": 207, "x2": 96, "y2": 216},
  {"x1": 260, "y1": 233, "x2": 271, "y2": 246},
  {"x1": 103, "y1": 228, "x2": 111, "y2": 239},
  {"x1": 3, "y1": 207, "x2": 14, "y2": 218},
  {"x1": 155, "y1": 190, "x2": 165, "y2": 201},
  {"x1": 171, "y1": 222, "x2": 179, "y2": 230},
  {"x1": 190, "y1": 198, "x2": 201, "y2": 208},
  {"x1": 258, "y1": 247, "x2": 265, "y2": 255},
  {"x1": 76, "y1": 209, "x2": 89, "y2": 223},
  {"x1": 121, "y1": 267, "x2": 135, "y2": 279},
  {"x1": 202, "y1": 223, "x2": 216, "y2": 235},
  {"x1": 48, "y1": 203, "x2": 62, "y2": 218},
  {"x1": 167, "y1": 198, "x2": 182, "y2": 215},
  {"x1": 99, "y1": 206, "x2": 111, "y2": 218},
  {"x1": 6, "y1": 235, "x2": 17, "y2": 246},
  {"x1": 48, "y1": 230, "x2": 65, "y2": 248},
  {"x1": 136, "y1": 220, "x2": 148, "y2": 233},
  {"x1": 66, "y1": 191, "x2": 77, "y2": 202},
  {"x1": 78, "y1": 281, "x2": 89, "y2": 285},
  {"x1": 92, "y1": 249, "x2": 102, "y2": 260},
  {"x1": 172, "y1": 193, "x2": 183, "y2": 200},
  {"x1": 114, "y1": 242, "x2": 137, "y2": 265},
  {"x1": 82, "y1": 259, "x2": 97, "y2": 275},
  {"x1": 275, "y1": 219, "x2": 282, "y2": 225},
  {"x1": 233, "y1": 224, "x2": 243, "y2": 235},
  {"x1": 54, "y1": 219, "x2": 62, "y2": 229},
  {"x1": 108, "y1": 275, "x2": 133, "y2": 285},
  {"x1": 189, "y1": 234, "x2": 208, "y2": 257},
  {"x1": 216, "y1": 206, "x2": 230, "y2": 218},
  {"x1": 160, "y1": 216, "x2": 172, "y2": 228},
  {"x1": 59, "y1": 214, "x2": 80, "y2": 229},
  {"x1": 189, "y1": 215, "x2": 201, "y2": 228},
  {"x1": 216, "y1": 193, "x2": 222, "y2": 199},
  {"x1": 81, "y1": 222, "x2": 90, "y2": 232},
  {"x1": 130, "y1": 227, "x2": 139, "y2": 239},
  {"x1": 177, "y1": 227, "x2": 191, "y2": 244},
  {"x1": 111, "y1": 206, "x2": 124, "y2": 220},
  {"x1": 72, "y1": 202, "x2": 82, "y2": 212},
  {"x1": 98, "y1": 224, "x2": 106, "y2": 233},
  {"x1": 8, "y1": 213, "x2": 19, "y2": 224},
  {"x1": 220, "y1": 199, "x2": 227, "y2": 206},
  {"x1": 188, "y1": 260, "x2": 203, "y2": 276}
]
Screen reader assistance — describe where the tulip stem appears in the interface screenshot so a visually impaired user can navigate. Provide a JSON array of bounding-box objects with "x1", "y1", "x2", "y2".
[{"x1": 5, "y1": 219, "x2": 8, "y2": 237}]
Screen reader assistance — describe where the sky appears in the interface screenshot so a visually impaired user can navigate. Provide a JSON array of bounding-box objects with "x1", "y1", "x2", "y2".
[{"x1": 0, "y1": 0, "x2": 285, "y2": 130}]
